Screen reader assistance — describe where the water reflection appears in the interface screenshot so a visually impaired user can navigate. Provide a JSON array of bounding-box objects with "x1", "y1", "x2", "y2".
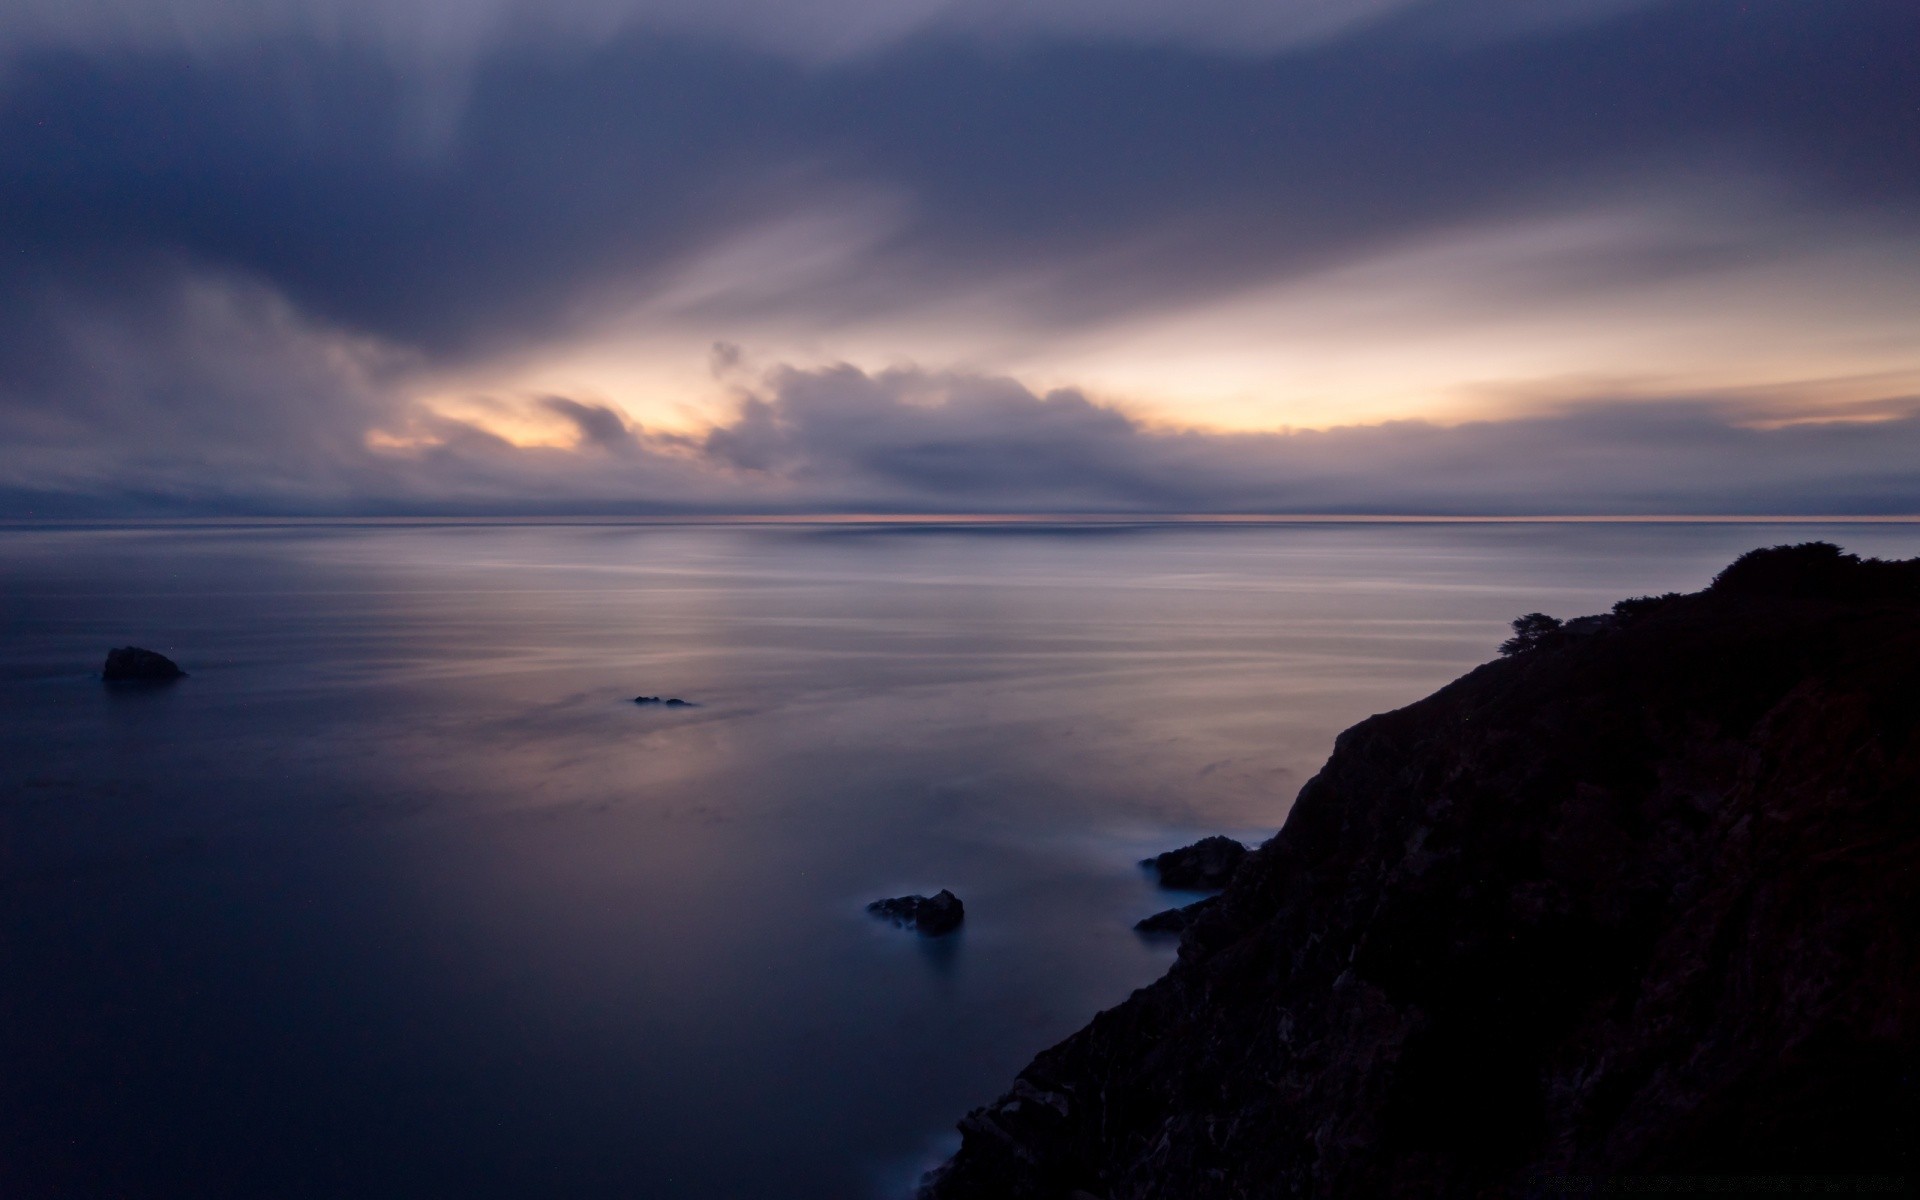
[{"x1": 5, "y1": 520, "x2": 1920, "y2": 1198}]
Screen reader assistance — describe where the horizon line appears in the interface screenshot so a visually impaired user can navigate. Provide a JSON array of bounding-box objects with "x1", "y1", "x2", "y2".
[{"x1": 8, "y1": 513, "x2": 1920, "y2": 528}]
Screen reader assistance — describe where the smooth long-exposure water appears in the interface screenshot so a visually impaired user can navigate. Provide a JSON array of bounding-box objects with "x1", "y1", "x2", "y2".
[{"x1": 7, "y1": 519, "x2": 1919, "y2": 1198}]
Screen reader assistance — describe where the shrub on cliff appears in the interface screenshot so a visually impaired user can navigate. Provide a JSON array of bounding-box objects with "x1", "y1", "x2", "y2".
[
  {"x1": 1711, "y1": 542, "x2": 1860, "y2": 597},
  {"x1": 1611, "y1": 592, "x2": 1682, "y2": 620},
  {"x1": 1499, "y1": 612, "x2": 1563, "y2": 656}
]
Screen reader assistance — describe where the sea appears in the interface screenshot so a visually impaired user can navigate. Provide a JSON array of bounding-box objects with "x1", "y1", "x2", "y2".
[{"x1": 6, "y1": 518, "x2": 1919, "y2": 1198}]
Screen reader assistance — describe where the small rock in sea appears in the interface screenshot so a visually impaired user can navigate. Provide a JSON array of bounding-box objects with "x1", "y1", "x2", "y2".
[
  {"x1": 1141, "y1": 835, "x2": 1248, "y2": 890},
  {"x1": 867, "y1": 889, "x2": 965, "y2": 936},
  {"x1": 633, "y1": 695, "x2": 695, "y2": 707},
  {"x1": 102, "y1": 646, "x2": 186, "y2": 682},
  {"x1": 1134, "y1": 896, "x2": 1218, "y2": 934}
]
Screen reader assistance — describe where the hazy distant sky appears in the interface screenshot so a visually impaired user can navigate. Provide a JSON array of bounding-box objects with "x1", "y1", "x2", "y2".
[{"x1": 2, "y1": 0, "x2": 1917, "y2": 514}]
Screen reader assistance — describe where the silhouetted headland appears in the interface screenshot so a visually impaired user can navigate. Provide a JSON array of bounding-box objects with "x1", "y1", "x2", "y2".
[
  {"x1": 1133, "y1": 898, "x2": 1217, "y2": 936},
  {"x1": 1139, "y1": 835, "x2": 1249, "y2": 891},
  {"x1": 101, "y1": 646, "x2": 185, "y2": 682},
  {"x1": 869, "y1": 890, "x2": 966, "y2": 937},
  {"x1": 922, "y1": 543, "x2": 1920, "y2": 1197}
]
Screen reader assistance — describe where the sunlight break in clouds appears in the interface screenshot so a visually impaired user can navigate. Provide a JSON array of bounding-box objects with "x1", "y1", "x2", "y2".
[
  {"x1": 414, "y1": 188, "x2": 1920, "y2": 436},
  {"x1": 7, "y1": 262, "x2": 1920, "y2": 518}
]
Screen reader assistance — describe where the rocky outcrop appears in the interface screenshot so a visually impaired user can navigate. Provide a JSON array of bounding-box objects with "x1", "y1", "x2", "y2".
[
  {"x1": 922, "y1": 545, "x2": 1920, "y2": 1197},
  {"x1": 869, "y1": 890, "x2": 966, "y2": 936},
  {"x1": 1139, "y1": 836, "x2": 1248, "y2": 890},
  {"x1": 633, "y1": 695, "x2": 694, "y2": 707},
  {"x1": 102, "y1": 646, "x2": 185, "y2": 681},
  {"x1": 1133, "y1": 898, "x2": 1217, "y2": 935}
]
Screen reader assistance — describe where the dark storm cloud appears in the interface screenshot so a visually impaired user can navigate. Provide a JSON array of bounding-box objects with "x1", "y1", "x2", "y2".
[
  {"x1": 0, "y1": 260, "x2": 401, "y2": 510},
  {"x1": 0, "y1": 0, "x2": 1649, "y2": 69},
  {"x1": 1, "y1": 0, "x2": 1914, "y2": 355}
]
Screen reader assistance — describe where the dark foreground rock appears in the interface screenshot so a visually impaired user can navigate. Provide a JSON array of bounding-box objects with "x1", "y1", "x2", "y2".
[
  {"x1": 1133, "y1": 897, "x2": 1217, "y2": 935},
  {"x1": 868, "y1": 890, "x2": 965, "y2": 936},
  {"x1": 1139, "y1": 835, "x2": 1248, "y2": 890},
  {"x1": 633, "y1": 696, "x2": 694, "y2": 707},
  {"x1": 102, "y1": 646, "x2": 185, "y2": 681},
  {"x1": 923, "y1": 544, "x2": 1920, "y2": 1198}
]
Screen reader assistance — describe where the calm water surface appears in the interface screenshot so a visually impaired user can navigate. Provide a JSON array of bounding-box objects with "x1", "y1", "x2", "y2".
[{"x1": 6, "y1": 520, "x2": 1919, "y2": 1198}]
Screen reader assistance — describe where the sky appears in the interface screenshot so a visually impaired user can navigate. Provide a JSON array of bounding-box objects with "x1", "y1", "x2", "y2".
[{"x1": 1, "y1": 0, "x2": 1917, "y2": 515}]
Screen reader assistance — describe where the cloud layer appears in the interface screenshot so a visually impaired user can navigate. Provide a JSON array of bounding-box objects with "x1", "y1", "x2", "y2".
[
  {"x1": 2, "y1": 0, "x2": 1917, "y2": 514},
  {"x1": 7, "y1": 296, "x2": 1918, "y2": 517},
  {"x1": 6, "y1": 1, "x2": 1914, "y2": 354},
  {"x1": 0, "y1": 0, "x2": 1654, "y2": 67}
]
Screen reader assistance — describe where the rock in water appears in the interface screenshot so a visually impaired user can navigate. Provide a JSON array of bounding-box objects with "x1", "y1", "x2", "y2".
[
  {"x1": 1140, "y1": 835, "x2": 1248, "y2": 889},
  {"x1": 868, "y1": 889, "x2": 965, "y2": 936},
  {"x1": 102, "y1": 646, "x2": 185, "y2": 681},
  {"x1": 1133, "y1": 897, "x2": 1217, "y2": 935},
  {"x1": 922, "y1": 544, "x2": 1920, "y2": 1198},
  {"x1": 633, "y1": 696, "x2": 695, "y2": 707}
]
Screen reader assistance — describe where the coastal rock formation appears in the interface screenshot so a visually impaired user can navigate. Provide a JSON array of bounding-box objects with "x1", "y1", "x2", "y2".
[
  {"x1": 1139, "y1": 835, "x2": 1248, "y2": 890},
  {"x1": 1133, "y1": 898, "x2": 1216, "y2": 935},
  {"x1": 633, "y1": 696, "x2": 694, "y2": 707},
  {"x1": 868, "y1": 890, "x2": 965, "y2": 936},
  {"x1": 101, "y1": 646, "x2": 185, "y2": 681},
  {"x1": 923, "y1": 544, "x2": 1920, "y2": 1198}
]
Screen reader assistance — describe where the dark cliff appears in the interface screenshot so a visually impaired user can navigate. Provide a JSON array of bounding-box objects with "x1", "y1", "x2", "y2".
[{"x1": 923, "y1": 545, "x2": 1919, "y2": 1198}]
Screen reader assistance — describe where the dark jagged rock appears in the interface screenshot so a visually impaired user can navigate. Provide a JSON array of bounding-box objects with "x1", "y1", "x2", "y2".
[
  {"x1": 922, "y1": 544, "x2": 1920, "y2": 1198},
  {"x1": 102, "y1": 646, "x2": 185, "y2": 681},
  {"x1": 868, "y1": 890, "x2": 965, "y2": 936},
  {"x1": 1134, "y1": 897, "x2": 1217, "y2": 935},
  {"x1": 633, "y1": 696, "x2": 694, "y2": 707},
  {"x1": 1139, "y1": 835, "x2": 1248, "y2": 890}
]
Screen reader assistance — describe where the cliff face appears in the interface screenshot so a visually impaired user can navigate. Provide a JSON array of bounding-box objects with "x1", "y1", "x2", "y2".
[{"x1": 924, "y1": 546, "x2": 1920, "y2": 1198}]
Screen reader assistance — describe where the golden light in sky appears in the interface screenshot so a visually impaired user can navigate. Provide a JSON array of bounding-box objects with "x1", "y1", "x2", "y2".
[{"x1": 401, "y1": 196, "x2": 1920, "y2": 450}]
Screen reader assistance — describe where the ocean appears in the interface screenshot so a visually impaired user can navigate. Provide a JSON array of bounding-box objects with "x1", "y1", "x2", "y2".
[{"x1": 6, "y1": 519, "x2": 1918, "y2": 1198}]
